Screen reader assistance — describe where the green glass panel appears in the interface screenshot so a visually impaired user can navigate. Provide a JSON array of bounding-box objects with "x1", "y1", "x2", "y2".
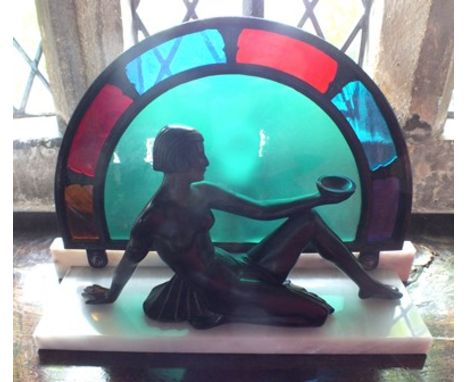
[{"x1": 104, "y1": 74, "x2": 361, "y2": 244}]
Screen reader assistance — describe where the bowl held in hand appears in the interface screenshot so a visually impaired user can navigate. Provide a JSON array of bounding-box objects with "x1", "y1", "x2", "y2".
[{"x1": 316, "y1": 176, "x2": 356, "y2": 204}]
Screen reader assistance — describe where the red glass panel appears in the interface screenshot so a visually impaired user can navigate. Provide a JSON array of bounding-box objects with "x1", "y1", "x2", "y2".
[
  {"x1": 67, "y1": 84, "x2": 134, "y2": 177},
  {"x1": 65, "y1": 185, "x2": 99, "y2": 240},
  {"x1": 236, "y1": 29, "x2": 338, "y2": 94}
]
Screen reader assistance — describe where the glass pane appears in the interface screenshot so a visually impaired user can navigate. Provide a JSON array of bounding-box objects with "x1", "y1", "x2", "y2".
[
  {"x1": 237, "y1": 28, "x2": 338, "y2": 94},
  {"x1": 12, "y1": 48, "x2": 33, "y2": 109},
  {"x1": 126, "y1": 29, "x2": 226, "y2": 95},
  {"x1": 264, "y1": 0, "x2": 307, "y2": 30},
  {"x1": 13, "y1": 0, "x2": 41, "y2": 54},
  {"x1": 195, "y1": 0, "x2": 241, "y2": 18},
  {"x1": 24, "y1": 75, "x2": 55, "y2": 115},
  {"x1": 136, "y1": 0, "x2": 187, "y2": 35},
  {"x1": 265, "y1": 0, "x2": 364, "y2": 61},
  {"x1": 65, "y1": 185, "x2": 99, "y2": 240},
  {"x1": 332, "y1": 81, "x2": 398, "y2": 171},
  {"x1": 67, "y1": 84, "x2": 134, "y2": 177},
  {"x1": 314, "y1": 0, "x2": 364, "y2": 48},
  {"x1": 368, "y1": 178, "x2": 400, "y2": 241},
  {"x1": 13, "y1": 0, "x2": 53, "y2": 115},
  {"x1": 104, "y1": 74, "x2": 361, "y2": 244},
  {"x1": 341, "y1": 28, "x2": 362, "y2": 64}
]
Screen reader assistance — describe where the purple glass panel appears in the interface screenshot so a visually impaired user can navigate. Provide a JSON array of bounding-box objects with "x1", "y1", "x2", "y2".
[{"x1": 368, "y1": 177, "x2": 400, "y2": 242}]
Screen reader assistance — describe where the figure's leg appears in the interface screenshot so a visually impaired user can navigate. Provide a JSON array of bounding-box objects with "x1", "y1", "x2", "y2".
[
  {"x1": 312, "y1": 215, "x2": 402, "y2": 299},
  {"x1": 248, "y1": 210, "x2": 401, "y2": 299},
  {"x1": 220, "y1": 281, "x2": 332, "y2": 327},
  {"x1": 247, "y1": 211, "x2": 318, "y2": 283}
]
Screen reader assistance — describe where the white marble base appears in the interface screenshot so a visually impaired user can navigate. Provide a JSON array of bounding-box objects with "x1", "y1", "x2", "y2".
[
  {"x1": 34, "y1": 266, "x2": 432, "y2": 354},
  {"x1": 50, "y1": 238, "x2": 416, "y2": 281}
]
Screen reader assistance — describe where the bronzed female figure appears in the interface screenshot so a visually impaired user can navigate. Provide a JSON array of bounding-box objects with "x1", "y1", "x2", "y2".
[{"x1": 83, "y1": 125, "x2": 401, "y2": 328}]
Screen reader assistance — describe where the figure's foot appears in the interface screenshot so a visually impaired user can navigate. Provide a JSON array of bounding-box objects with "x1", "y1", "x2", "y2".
[{"x1": 359, "y1": 282, "x2": 403, "y2": 300}]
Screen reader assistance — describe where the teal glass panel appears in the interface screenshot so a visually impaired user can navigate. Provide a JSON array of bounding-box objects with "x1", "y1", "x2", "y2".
[
  {"x1": 125, "y1": 30, "x2": 226, "y2": 95},
  {"x1": 105, "y1": 74, "x2": 361, "y2": 244},
  {"x1": 332, "y1": 81, "x2": 397, "y2": 171}
]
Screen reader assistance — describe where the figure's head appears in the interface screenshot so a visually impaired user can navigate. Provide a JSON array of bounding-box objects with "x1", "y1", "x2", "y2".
[{"x1": 153, "y1": 125, "x2": 209, "y2": 181}]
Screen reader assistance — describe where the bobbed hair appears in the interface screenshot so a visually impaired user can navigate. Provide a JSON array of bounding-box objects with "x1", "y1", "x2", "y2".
[{"x1": 152, "y1": 125, "x2": 203, "y2": 173}]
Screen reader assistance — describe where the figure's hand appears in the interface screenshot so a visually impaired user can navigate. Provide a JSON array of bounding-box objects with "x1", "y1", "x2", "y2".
[
  {"x1": 81, "y1": 284, "x2": 116, "y2": 304},
  {"x1": 359, "y1": 282, "x2": 403, "y2": 300},
  {"x1": 284, "y1": 280, "x2": 335, "y2": 314}
]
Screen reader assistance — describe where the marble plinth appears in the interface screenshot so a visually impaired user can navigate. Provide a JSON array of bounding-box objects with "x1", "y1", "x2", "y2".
[
  {"x1": 50, "y1": 238, "x2": 416, "y2": 281},
  {"x1": 34, "y1": 266, "x2": 432, "y2": 354}
]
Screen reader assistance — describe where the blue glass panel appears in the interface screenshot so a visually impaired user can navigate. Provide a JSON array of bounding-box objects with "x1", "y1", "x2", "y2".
[
  {"x1": 125, "y1": 29, "x2": 226, "y2": 95},
  {"x1": 332, "y1": 81, "x2": 397, "y2": 171}
]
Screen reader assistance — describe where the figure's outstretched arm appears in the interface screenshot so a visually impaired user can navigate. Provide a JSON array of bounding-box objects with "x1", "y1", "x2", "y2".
[
  {"x1": 82, "y1": 219, "x2": 152, "y2": 304},
  {"x1": 198, "y1": 182, "x2": 326, "y2": 220}
]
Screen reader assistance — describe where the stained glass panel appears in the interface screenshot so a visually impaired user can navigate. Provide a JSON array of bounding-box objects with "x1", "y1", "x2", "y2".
[
  {"x1": 368, "y1": 178, "x2": 400, "y2": 242},
  {"x1": 56, "y1": 17, "x2": 411, "y2": 253},
  {"x1": 332, "y1": 81, "x2": 398, "y2": 171},
  {"x1": 67, "y1": 84, "x2": 134, "y2": 177},
  {"x1": 65, "y1": 185, "x2": 99, "y2": 240},
  {"x1": 125, "y1": 29, "x2": 226, "y2": 95},
  {"x1": 237, "y1": 28, "x2": 338, "y2": 94},
  {"x1": 104, "y1": 74, "x2": 361, "y2": 244}
]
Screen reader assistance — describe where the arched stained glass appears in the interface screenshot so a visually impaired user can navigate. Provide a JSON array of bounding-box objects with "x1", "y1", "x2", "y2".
[
  {"x1": 55, "y1": 17, "x2": 412, "y2": 254},
  {"x1": 104, "y1": 74, "x2": 361, "y2": 245}
]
